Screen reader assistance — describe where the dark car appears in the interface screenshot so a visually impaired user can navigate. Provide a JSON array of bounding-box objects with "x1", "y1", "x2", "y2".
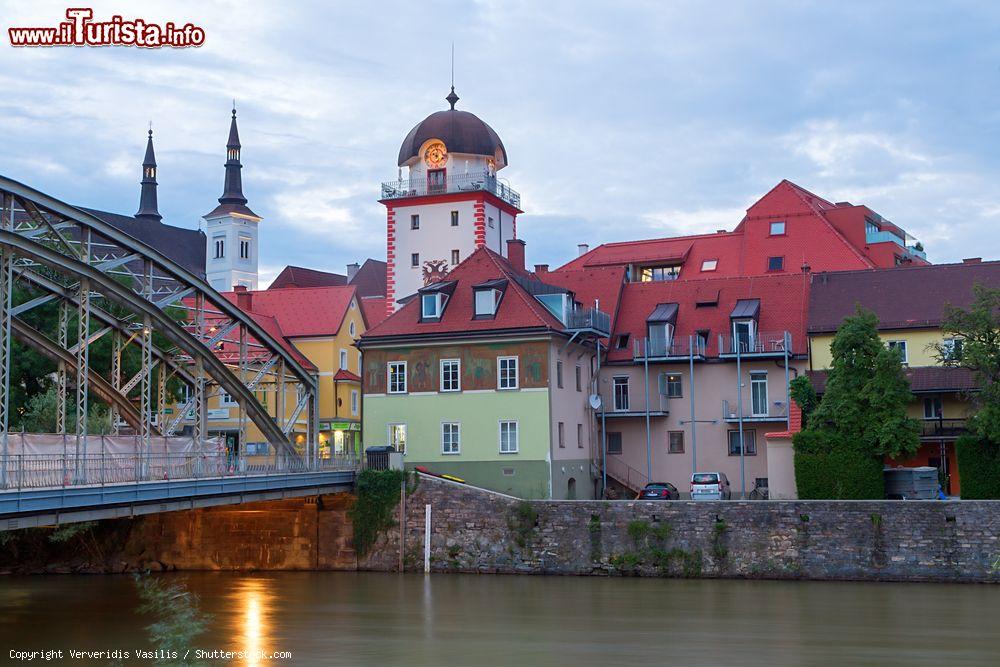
[{"x1": 637, "y1": 482, "x2": 680, "y2": 500}]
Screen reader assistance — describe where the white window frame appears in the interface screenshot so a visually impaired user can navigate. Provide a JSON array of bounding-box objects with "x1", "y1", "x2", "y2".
[
  {"x1": 213, "y1": 236, "x2": 225, "y2": 259},
  {"x1": 613, "y1": 376, "x2": 630, "y2": 412},
  {"x1": 410, "y1": 214, "x2": 420, "y2": 230},
  {"x1": 701, "y1": 259, "x2": 718, "y2": 272},
  {"x1": 349, "y1": 321, "x2": 356, "y2": 337},
  {"x1": 339, "y1": 349, "x2": 348, "y2": 370},
  {"x1": 219, "y1": 389, "x2": 237, "y2": 407},
  {"x1": 421, "y1": 293, "x2": 447, "y2": 319},
  {"x1": 474, "y1": 288, "x2": 498, "y2": 317},
  {"x1": 750, "y1": 371, "x2": 768, "y2": 417},
  {"x1": 577, "y1": 423, "x2": 584, "y2": 448},
  {"x1": 942, "y1": 338, "x2": 962, "y2": 361},
  {"x1": 441, "y1": 421, "x2": 461, "y2": 455},
  {"x1": 887, "y1": 340, "x2": 909, "y2": 364},
  {"x1": 387, "y1": 361, "x2": 407, "y2": 394},
  {"x1": 411, "y1": 252, "x2": 419, "y2": 268},
  {"x1": 498, "y1": 356, "x2": 519, "y2": 390},
  {"x1": 440, "y1": 358, "x2": 461, "y2": 392},
  {"x1": 770, "y1": 221, "x2": 786, "y2": 236},
  {"x1": 499, "y1": 420, "x2": 519, "y2": 454},
  {"x1": 556, "y1": 360, "x2": 564, "y2": 389},
  {"x1": 351, "y1": 390, "x2": 358, "y2": 416},
  {"x1": 388, "y1": 422, "x2": 407, "y2": 454},
  {"x1": 923, "y1": 395, "x2": 943, "y2": 420},
  {"x1": 357, "y1": 351, "x2": 363, "y2": 374},
  {"x1": 451, "y1": 249, "x2": 460, "y2": 265},
  {"x1": 239, "y1": 236, "x2": 251, "y2": 260},
  {"x1": 558, "y1": 421, "x2": 565, "y2": 448}
]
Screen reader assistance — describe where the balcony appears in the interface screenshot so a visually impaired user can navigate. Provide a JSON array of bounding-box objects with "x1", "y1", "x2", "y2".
[
  {"x1": 919, "y1": 418, "x2": 967, "y2": 439},
  {"x1": 723, "y1": 399, "x2": 789, "y2": 423},
  {"x1": 633, "y1": 336, "x2": 706, "y2": 361},
  {"x1": 718, "y1": 331, "x2": 792, "y2": 358},
  {"x1": 865, "y1": 229, "x2": 906, "y2": 246},
  {"x1": 380, "y1": 171, "x2": 521, "y2": 209},
  {"x1": 566, "y1": 307, "x2": 611, "y2": 337}
]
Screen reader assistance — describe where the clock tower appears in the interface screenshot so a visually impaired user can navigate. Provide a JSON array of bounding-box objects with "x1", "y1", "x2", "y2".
[{"x1": 380, "y1": 88, "x2": 522, "y2": 314}]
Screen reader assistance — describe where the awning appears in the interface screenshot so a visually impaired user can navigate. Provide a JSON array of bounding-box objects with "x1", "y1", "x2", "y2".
[
  {"x1": 647, "y1": 302, "x2": 678, "y2": 324},
  {"x1": 417, "y1": 280, "x2": 457, "y2": 296},
  {"x1": 731, "y1": 298, "x2": 760, "y2": 320}
]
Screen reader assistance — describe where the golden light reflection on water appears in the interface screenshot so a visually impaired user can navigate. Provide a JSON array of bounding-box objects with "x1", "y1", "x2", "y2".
[{"x1": 230, "y1": 577, "x2": 272, "y2": 666}]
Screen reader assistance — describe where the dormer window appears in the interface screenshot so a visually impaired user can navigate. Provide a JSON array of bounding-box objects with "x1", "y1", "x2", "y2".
[
  {"x1": 730, "y1": 298, "x2": 761, "y2": 354},
  {"x1": 472, "y1": 279, "x2": 507, "y2": 319},
  {"x1": 646, "y1": 302, "x2": 678, "y2": 356},
  {"x1": 701, "y1": 259, "x2": 718, "y2": 272},
  {"x1": 422, "y1": 293, "x2": 446, "y2": 319},
  {"x1": 639, "y1": 265, "x2": 680, "y2": 282}
]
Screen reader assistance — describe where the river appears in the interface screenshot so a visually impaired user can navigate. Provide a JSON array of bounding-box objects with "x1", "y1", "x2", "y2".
[{"x1": 1, "y1": 572, "x2": 997, "y2": 666}]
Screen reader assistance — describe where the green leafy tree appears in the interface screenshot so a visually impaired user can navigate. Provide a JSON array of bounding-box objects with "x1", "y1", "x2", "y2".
[
  {"x1": 789, "y1": 375, "x2": 818, "y2": 427},
  {"x1": 134, "y1": 575, "x2": 213, "y2": 666},
  {"x1": 933, "y1": 284, "x2": 1000, "y2": 497},
  {"x1": 793, "y1": 307, "x2": 919, "y2": 498}
]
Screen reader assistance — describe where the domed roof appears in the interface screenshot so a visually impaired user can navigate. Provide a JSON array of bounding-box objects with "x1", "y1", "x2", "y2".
[{"x1": 397, "y1": 89, "x2": 507, "y2": 168}]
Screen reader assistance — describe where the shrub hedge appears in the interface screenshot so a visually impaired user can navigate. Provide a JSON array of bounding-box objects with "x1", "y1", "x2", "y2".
[
  {"x1": 793, "y1": 430, "x2": 884, "y2": 499},
  {"x1": 955, "y1": 434, "x2": 1000, "y2": 499}
]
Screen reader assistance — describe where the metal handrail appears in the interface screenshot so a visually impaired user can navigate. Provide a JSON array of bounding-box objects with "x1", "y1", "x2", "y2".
[
  {"x1": 919, "y1": 418, "x2": 967, "y2": 438},
  {"x1": 633, "y1": 336, "x2": 706, "y2": 359},
  {"x1": 381, "y1": 171, "x2": 521, "y2": 208},
  {"x1": 0, "y1": 452, "x2": 360, "y2": 491},
  {"x1": 719, "y1": 331, "x2": 791, "y2": 355},
  {"x1": 723, "y1": 399, "x2": 789, "y2": 420},
  {"x1": 566, "y1": 307, "x2": 611, "y2": 335},
  {"x1": 604, "y1": 455, "x2": 648, "y2": 492}
]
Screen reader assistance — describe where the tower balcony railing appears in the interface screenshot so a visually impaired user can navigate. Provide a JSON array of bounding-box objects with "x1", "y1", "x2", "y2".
[
  {"x1": 633, "y1": 336, "x2": 706, "y2": 361},
  {"x1": 380, "y1": 171, "x2": 521, "y2": 209}
]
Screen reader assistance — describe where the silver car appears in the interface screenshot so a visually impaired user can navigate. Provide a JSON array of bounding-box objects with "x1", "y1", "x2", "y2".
[{"x1": 690, "y1": 472, "x2": 732, "y2": 500}]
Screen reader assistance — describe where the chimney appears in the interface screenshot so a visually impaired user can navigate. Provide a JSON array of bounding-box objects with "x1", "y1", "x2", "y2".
[
  {"x1": 577, "y1": 243, "x2": 589, "y2": 257},
  {"x1": 963, "y1": 257, "x2": 982, "y2": 264},
  {"x1": 506, "y1": 238, "x2": 526, "y2": 272},
  {"x1": 234, "y1": 284, "x2": 253, "y2": 310},
  {"x1": 534, "y1": 263, "x2": 549, "y2": 276},
  {"x1": 347, "y1": 262, "x2": 360, "y2": 281}
]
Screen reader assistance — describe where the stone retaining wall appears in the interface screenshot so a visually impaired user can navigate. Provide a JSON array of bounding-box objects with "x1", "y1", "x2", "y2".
[{"x1": 361, "y1": 474, "x2": 1000, "y2": 582}]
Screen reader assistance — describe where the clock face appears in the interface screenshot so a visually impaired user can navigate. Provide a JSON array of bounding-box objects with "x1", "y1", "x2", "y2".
[{"x1": 424, "y1": 142, "x2": 448, "y2": 169}]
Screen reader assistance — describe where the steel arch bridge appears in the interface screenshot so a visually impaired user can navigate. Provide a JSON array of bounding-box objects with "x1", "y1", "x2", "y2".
[{"x1": 0, "y1": 174, "x2": 322, "y2": 489}]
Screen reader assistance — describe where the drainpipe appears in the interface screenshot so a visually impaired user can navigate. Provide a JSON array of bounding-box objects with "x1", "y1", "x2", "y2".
[
  {"x1": 689, "y1": 334, "x2": 697, "y2": 477},
  {"x1": 784, "y1": 331, "x2": 791, "y2": 431},
  {"x1": 736, "y1": 329, "x2": 746, "y2": 499},
  {"x1": 644, "y1": 338, "x2": 652, "y2": 482},
  {"x1": 597, "y1": 335, "x2": 607, "y2": 498}
]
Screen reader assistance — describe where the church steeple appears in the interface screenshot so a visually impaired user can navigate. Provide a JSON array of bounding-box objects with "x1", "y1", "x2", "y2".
[
  {"x1": 135, "y1": 127, "x2": 161, "y2": 222},
  {"x1": 218, "y1": 104, "x2": 247, "y2": 206}
]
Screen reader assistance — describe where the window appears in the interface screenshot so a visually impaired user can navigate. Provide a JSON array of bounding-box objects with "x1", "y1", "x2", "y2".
[
  {"x1": 499, "y1": 420, "x2": 519, "y2": 453},
  {"x1": 556, "y1": 361, "x2": 564, "y2": 389},
  {"x1": 558, "y1": 422, "x2": 565, "y2": 448},
  {"x1": 575, "y1": 366, "x2": 582, "y2": 392},
  {"x1": 767, "y1": 256, "x2": 784, "y2": 272},
  {"x1": 440, "y1": 359, "x2": 461, "y2": 392},
  {"x1": 213, "y1": 237, "x2": 225, "y2": 259},
  {"x1": 607, "y1": 432, "x2": 623, "y2": 455},
  {"x1": 701, "y1": 259, "x2": 718, "y2": 272},
  {"x1": 339, "y1": 349, "x2": 348, "y2": 370},
  {"x1": 488, "y1": 216, "x2": 495, "y2": 228},
  {"x1": 866, "y1": 219, "x2": 880, "y2": 235},
  {"x1": 728, "y1": 429, "x2": 757, "y2": 456},
  {"x1": 615, "y1": 334, "x2": 630, "y2": 350},
  {"x1": 663, "y1": 373, "x2": 682, "y2": 398},
  {"x1": 942, "y1": 338, "x2": 963, "y2": 362},
  {"x1": 648, "y1": 322, "x2": 673, "y2": 351},
  {"x1": 639, "y1": 265, "x2": 680, "y2": 282},
  {"x1": 770, "y1": 221, "x2": 786, "y2": 236},
  {"x1": 450, "y1": 210, "x2": 459, "y2": 226},
  {"x1": 451, "y1": 249, "x2": 460, "y2": 265},
  {"x1": 577, "y1": 423, "x2": 584, "y2": 448},
  {"x1": 442, "y1": 422, "x2": 460, "y2": 454},
  {"x1": 239, "y1": 236, "x2": 251, "y2": 260},
  {"x1": 668, "y1": 431, "x2": 684, "y2": 454},
  {"x1": 498, "y1": 356, "x2": 518, "y2": 390},
  {"x1": 411, "y1": 252, "x2": 420, "y2": 268},
  {"x1": 428, "y1": 169, "x2": 446, "y2": 192},
  {"x1": 421, "y1": 293, "x2": 446, "y2": 320},
  {"x1": 750, "y1": 372, "x2": 768, "y2": 416},
  {"x1": 733, "y1": 319, "x2": 755, "y2": 352},
  {"x1": 389, "y1": 423, "x2": 407, "y2": 453},
  {"x1": 349, "y1": 321, "x2": 356, "y2": 337},
  {"x1": 888, "y1": 340, "x2": 908, "y2": 364},
  {"x1": 219, "y1": 389, "x2": 237, "y2": 407},
  {"x1": 387, "y1": 361, "x2": 407, "y2": 394},
  {"x1": 474, "y1": 288, "x2": 500, "y2": 317},
  {"x1": 358, "y1": 351, "x2": 363, "y2": 373},
  {"x1": 350, "y1": 390, "x2": 358, "y2": 415},
  {"x1": 613, "y1": 377, "x2": 629, "y2": 411},
  {"x1": 410, "y1": 214, "x2": 420, "y2": 230},
  {"x1": 923, "y1": 396, "x2": 943, "y2": 419},
  {"x1": 696, "y1": 330, "x2": 710, "y2": 353}
]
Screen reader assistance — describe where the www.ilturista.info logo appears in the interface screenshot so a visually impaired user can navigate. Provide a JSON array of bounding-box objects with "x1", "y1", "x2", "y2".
[{"x1": 8, "y1": 8, "x2": 205, "y2": 48}]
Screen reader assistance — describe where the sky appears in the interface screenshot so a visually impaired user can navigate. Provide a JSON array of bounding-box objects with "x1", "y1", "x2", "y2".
[{"x1": 1, "y1": 1, "x2": 999, "y2": 286}]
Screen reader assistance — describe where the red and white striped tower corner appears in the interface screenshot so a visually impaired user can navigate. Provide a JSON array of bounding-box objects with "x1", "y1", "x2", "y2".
[{"x1": 379, "y1": 87, "x2": 521, "y2": 313}]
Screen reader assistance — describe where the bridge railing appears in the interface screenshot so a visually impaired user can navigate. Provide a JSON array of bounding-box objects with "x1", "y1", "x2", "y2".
[{"x1": 0, "y1": 452, "x2": 360, "y2": 491}]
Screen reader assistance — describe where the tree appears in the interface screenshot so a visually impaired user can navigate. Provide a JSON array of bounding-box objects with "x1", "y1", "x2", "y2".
[
  {"x1": 793, "y1": 307, "x2": 919, "y2": 498},
  {"x1": 789, "y1": 375, "x2": 818, "y2": 427},
  {"x1": 933, "y1": 284, "x2": 1000, "y2": 498}
]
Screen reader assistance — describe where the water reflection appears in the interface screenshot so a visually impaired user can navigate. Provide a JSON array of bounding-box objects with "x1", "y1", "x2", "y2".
[{"x1": 228, "y1": 576, "x2": 272, "y2": 666}]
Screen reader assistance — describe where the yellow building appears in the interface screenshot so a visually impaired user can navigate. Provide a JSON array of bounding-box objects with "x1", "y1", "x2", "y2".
[
  {"x1": 186, "y1": 285, "x2": 385, "y2": 457},
  {"x1": 807, "y1": 261, "x2": 1000, "y2": 495}
]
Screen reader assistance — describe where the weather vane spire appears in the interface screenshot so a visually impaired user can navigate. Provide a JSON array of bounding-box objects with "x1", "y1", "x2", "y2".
[{"x1": 446, "y1": 43, "x2": 459, "y2": 110}]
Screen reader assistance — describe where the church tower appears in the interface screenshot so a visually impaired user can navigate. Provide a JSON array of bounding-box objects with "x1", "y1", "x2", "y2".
[
  {"x1": 205, "y1": 106, "x2": 261, "y2": 292},
  {"x1": 135, "y1": 128, "x2": 161, "y2": 222},
  {"x1": 380, "y1": 88, "x2": 522, "y2": 313}
]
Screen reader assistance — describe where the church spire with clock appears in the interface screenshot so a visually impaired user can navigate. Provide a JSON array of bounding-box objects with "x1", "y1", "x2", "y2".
[{"x1": 380, "y1": 88, "x2": 522, "y2": 314}]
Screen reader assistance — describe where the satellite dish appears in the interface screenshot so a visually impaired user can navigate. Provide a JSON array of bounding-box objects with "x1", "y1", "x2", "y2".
[{"x1": 588, "y1": 394, "x2": 603, "y2": 410}]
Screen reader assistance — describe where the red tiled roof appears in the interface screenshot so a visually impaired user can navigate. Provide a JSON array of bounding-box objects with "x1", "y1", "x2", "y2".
[
  {"x1": 333, "y1": 369, "x2": 361, "y2": 382},
  {"x1": 808, "y1": 367, "x2": 979, "y2": 394},
  {"x1": 362, "y1": 248, "x2": 566, "y2": 340},
  {"x1": 541, "y1": 265, "x2": 627, "y2": 344},
  {"x1": 349, "y1": 258, "x2": 387, "y2": 298},
  {"x1": 766, "y1": 401, "x2": 802, "y2": 439},
  {"x1": 269, "y1": 265, "x2": 347, "y2": 289},
  {"x1": 221, "y1": 286, "x2": 358, "y2": 338},
  {"x1": 606, "y1": 273, "x2": 811, "y2": 362},
  {"x1": 360, "y1": 296, "x2": 388, "y2": 329},
  {"x1": 808, "y1": 261, "x2": 1000, "y2": 333}
]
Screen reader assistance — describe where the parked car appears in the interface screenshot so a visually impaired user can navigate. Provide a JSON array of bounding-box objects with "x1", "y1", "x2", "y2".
[
  {"x1": 637, "y1": 482, "x2": 680, "y2": 500},
  {"x1": 691, "y1": 472, "x2": 731, "y2": 500}
]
